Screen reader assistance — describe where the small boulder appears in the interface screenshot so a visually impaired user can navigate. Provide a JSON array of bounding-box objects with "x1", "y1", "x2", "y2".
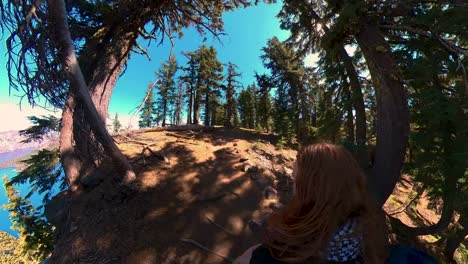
[
  {"x1": 283, "y1": 167, "x2": 293, "y2": 177},
  {"x1": 247, "y1": 166, "x2": 259, "y2": 173},
  {"x1": 248, "y1": 220, "x2": 263, "y2": 233},
  {"x1": 263, "y1": 186, "x2": 278, "y2": 200},
  {"x1": 239, "y1": 157, "x2": 249, "y2": 163},
  {"x1": 269, "y1": 202, "x2": 284, "y2": 210}
]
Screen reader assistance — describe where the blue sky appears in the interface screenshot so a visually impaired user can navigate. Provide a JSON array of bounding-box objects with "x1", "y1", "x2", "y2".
[
  {"x1": 107, "y1": 2, "x2": 290, "y2": 117},
  {"x1": 0, "y1": 2, "x2": 318, "y2": 131}
]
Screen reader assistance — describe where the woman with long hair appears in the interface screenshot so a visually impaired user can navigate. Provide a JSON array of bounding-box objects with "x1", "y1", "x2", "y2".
[{"x1": 234, "y1": 143, "x2": 388, "y2": 264}]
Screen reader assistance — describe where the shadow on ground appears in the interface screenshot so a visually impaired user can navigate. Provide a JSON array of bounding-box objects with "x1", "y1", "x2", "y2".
[{"x1": 46, "y1": 128, "x2": 296, "y2": 264}]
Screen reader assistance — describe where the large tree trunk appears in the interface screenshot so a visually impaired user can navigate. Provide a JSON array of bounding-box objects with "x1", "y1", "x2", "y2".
[
  {"x1": 355, "y1": 22, "x2": 409, "y2": 207},
  {"x1": 48, "y1": 0, "x2": 136, "y2": 184},
  {"x1": 339, "y1": 48, "x2": 367, "y2": 145},
  {"x1": 59, "y1": 92, "x2": 81, "y2": 189}
]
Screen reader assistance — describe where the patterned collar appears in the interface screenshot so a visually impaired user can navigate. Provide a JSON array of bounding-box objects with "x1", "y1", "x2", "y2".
[{"x1": 327, "y1": 219, "x2": 362, "y2": 262}]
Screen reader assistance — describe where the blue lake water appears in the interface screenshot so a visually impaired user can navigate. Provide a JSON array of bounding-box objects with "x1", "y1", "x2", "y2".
[{"x1": 0, "y1": 161, "x2": 48, "y2": 237}]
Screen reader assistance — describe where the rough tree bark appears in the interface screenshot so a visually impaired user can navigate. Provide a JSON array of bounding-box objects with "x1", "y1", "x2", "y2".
[
  {"x1": 48, "y1": 0, "x2": 136, "y2": 184},
  {"x1": 355, "y1": 21, "x2": 409, "y2": 207}
]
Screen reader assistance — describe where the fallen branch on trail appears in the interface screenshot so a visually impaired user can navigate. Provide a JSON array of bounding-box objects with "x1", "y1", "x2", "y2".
[
  {"x1": 205, "y1": 216, "x2": 236, "y2": 236},
  {"x1": 128, "y1": 125, "x2": 215, "y2": 135},
  {"x1": 114, "y1": 134, "x2": 156, "y2": 146},
  {"x1": 180, "y1": 238, "x2": 234, "y2": 263},
  {"x1": 130, "y1": 146, "x2": 169, "y2": 165}
]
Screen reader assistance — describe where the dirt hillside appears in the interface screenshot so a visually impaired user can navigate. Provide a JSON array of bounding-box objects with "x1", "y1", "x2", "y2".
[{"x1": 44, "y1": 127, "x2": 463, "y2": 263}]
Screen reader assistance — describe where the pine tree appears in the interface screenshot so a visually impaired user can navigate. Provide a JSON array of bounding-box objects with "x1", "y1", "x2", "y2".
[
  {"x1": 139, "y1": 84, "x2": 156, "y2": 128},
  {"x1": 224, "y1": 62, "x2": 242, "y2": 128},
  {"x1": 255, "y1": 74, "x2": 273, "y2": 132},
  {"x1": 260, "y1": 37, "x2": 311, "y2": 142},
  {"x1": 155, "y1": 55, "x2": 178, "y2": 127},
  {"x1": 198, "y1": 45, "x2": 224, "y2": 126},
  {"x1": 112, "y1": 113, "x2": 122, "y2": 133},
  {"x1": 3, "y1": 178, "x2": 54, "y2": 262},
  {"x1": 181, "y1": 51, "x2": 200, "y2": 124},
  {"x1": 238, "y1": 85, "x2": 257, "y2": 129}
]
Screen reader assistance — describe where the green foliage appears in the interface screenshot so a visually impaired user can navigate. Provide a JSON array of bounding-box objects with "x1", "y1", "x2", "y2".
[
  {"x1": 260, "y1": 37, "x2": 316, "y2": 142},
  {"x1": 0, "y1": 231, "x2": 36, "y2": 264},
  {"x1": 238, "y1": 84, "x2": 257, "y2": 129},
  {"x1": 2, "y1": 178, "x2": 54, "y2": 262},
  {"x1": 155, "y1": 55, "x2": 179, "y2": 126},
  {"x1": 112, "y1": 113, "x2": 122, "y2": 133},
  {"x1": 255, "y1": 73, "x2": 274, "y2": 132},
  {"x1": 224, "y1": 62, "x2": 242, "y2": 128},
  {"x1": 139, "y1": 84, "x2": 157, "y2": 128},
  {"x1": 8, "y1": 149, "x2": 64, "y2": 204},
  {"x1": 19, "y1": 115, "x2": 60, "y2": 143}
]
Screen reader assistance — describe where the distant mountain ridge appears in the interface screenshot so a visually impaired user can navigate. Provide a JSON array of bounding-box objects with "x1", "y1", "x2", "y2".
[
  {"x1": 0, "y1": 130, "x2": 57, "y2": 153},
  {"x1": 0, "y1": 130, "x2": 58, "y2": 169}
]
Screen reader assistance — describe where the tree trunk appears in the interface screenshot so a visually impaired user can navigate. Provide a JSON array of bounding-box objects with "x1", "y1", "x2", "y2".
[
  {"x1": 343, "y1": 80, "x2": 355, "y2": 143},
  {"x1": 339, "y1": 48, "x2": 367, "y2": 145},
  {"x1": 194, "y1": 90, "x2": 200, "y2": 124},
  {"x1": 187, "y1": 85, "x2": 193, "y2": 124},
  {"x1": 204, "y1": 92, "x2": 210, "y2": 126},
  {"x1": 162, "y1": 99, "x2": 167, "y2": 127},
  {"x1": 175, "y1": 84, "x2": 183, "y2": 126},
  {"x1": 48, "y1": 0, "x2": 136, "y2": 184},
  {"x1": 310, "y1": 10, "x2": 367, "y2": 145},
  {"x1": 355, "y1": 21, "x2": 409, "y2": 207},
  {"x1": 59, "y1": 92, "x2": 81, "y2": 189}
]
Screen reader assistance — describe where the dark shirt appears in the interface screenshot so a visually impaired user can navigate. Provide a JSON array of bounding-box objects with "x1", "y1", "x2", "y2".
[{"x1": 249, "y1": 245, "x2": 363, "y2": 264}]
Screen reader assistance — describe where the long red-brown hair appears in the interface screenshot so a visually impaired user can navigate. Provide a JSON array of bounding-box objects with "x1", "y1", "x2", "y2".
[{"x1": 265, "y1": 143, "x2": 387, "y2": 263}]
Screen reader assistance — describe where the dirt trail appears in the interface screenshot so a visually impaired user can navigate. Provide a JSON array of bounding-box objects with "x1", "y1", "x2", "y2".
[{"x1": 48, "y1": 128, "x2": 296, "y2": 264}]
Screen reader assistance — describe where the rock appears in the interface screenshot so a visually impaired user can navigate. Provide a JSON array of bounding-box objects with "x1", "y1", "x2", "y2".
[
  {"x1": 283, "y1": 167, "x2": 293, "y2": 177},
  {"x1": 236, "y1": 150, "x2": 240, "y2": 154},
  {"x1": 263, "y1": 186, "x2": 278, "y2": 200},
  {"x1": 248, "y1": 220, "x2": 263, "y2": 233},
  {"x1": 247, "y1": 166, "x2": 259, "y2": 173},
  {"x1": 233, "y1": 143, "x2": 238, "y2": 147},
  {"x1": 250, "y1": 174, "x2": 269, "y2": 189},
  {"x1": 155, "y1": 152, "x2": 170, "y2": 164},
  {"x1": 241, "y1": 164, "x2": 249, "y2": 172},
  {"x1": 239, "y1": 157, "x2": 249, "y2": 162},
  {"x1": 269, "y1": 202, "x2": 284, "y2": 210}
]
